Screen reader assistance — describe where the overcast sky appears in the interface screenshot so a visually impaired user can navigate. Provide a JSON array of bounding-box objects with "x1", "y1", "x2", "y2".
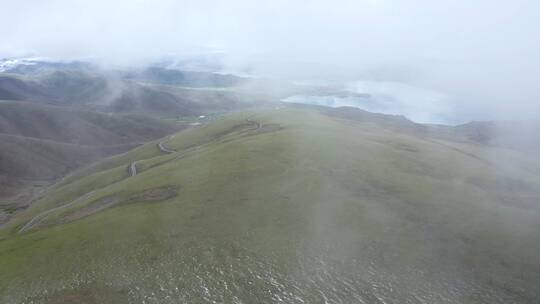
[{"x1": 1, "y1": 0, "x2": 539, "y2": 121}]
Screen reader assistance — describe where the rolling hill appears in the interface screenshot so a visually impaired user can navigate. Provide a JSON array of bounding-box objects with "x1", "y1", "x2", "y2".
[
  {"x1": 0, "y1": 67, "x2": 263, "y2": 229},
  {"x1": 0, "y1": 101, "x2": 183, "y2": 226},
  {"x1": 0, "y1": 134, "x2": 134, "y2": 181},
  {"x1": 0, "y1": 101, "x2": 179, "y2": 145},
  {"x1": 123, "y1": 66, "x2": 246, "y2": 87},
  {"x1": 0, "y1": 75, "x2": 55, "y2": 103},
  {"x1": 0, "y1": 134, "x2": 136, "y2": 221},
  {"x1": 1, "y1": 106, "x2": 539, "y2": 303},
  {"x1": 450, "y1": 120, "x2": 540, "y2": 154},
  {"x1": 318, "y1": 105, "x2": 540, "y2": 155}
]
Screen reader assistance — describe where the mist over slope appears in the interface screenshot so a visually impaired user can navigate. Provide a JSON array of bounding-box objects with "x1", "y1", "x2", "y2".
[
  {"x1": 0, "y1": 66, "x2": 271, "y2": 118},
  {"x1": 1, "y1": 106, "x2": 538, "y2": 303},
  {"x1": 296, "y1": 104, "x2": 540, "y2": 156}
]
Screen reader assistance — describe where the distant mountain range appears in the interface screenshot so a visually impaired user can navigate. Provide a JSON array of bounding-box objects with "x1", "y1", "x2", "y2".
[
  {"x1": 1, "y1": 58, "x2": 538, "y2": 229},
  {"x1": 0, "y1": 67, "x2": 261, "y2": 116},
  {"x1": 0, "y1": 57, "x2": 96, "y2": 74}
]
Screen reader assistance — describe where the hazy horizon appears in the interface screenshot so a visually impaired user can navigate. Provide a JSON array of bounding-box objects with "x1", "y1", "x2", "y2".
[{"x1": 1, "y1": 0, "x2": 539, "y2": 122}]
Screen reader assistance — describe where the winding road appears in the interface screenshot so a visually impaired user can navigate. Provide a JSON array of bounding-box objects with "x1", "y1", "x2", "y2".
[
  {"x1": 157, "y1": 136, "x2": 177, "y2": 154},
  {"x1": 129, "y1": 161, "x2": 138, "y2": 176},
  {"x1": 246, "y1": 118, "x2": 261, "y2": 130},
  {"x1": 18, "y1": 190, "x2": 96, "y2": 233},
  {"x1": 19, "y1": 120, "x2": 262, "y2": 233},
  {"x1": 129, "y1": 137, "x2": 177, "y2": 177}
]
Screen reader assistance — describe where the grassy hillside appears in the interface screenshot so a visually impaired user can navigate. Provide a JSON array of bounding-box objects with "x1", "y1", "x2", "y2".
[
  {"x1": 318, "y1": 105, "x2": 540, "y2": 155},
  {"x1": 0, "y1": 134, "x2": 137, "y2": 225},
  {"x1": 124, "y1": 67, "x2": 246, "y2": 87},
  {"x1": 451, "y1": 120, "x2": 540, "y2": 154},
  {"x1": 106, "y1": 82, "x2": 259, "y2": 117},
  {"x1": 0, "y1": 100, "x2": 181, "y2": 226},
  {"x1": 0, "y1": 75, "x2": 56, "y2": 102},
  {"x1": 0, "y1": 134, "x2": 133, "y2": 181},
  {"x1": 1, "y1": 107, "x2": 539, "y2": 303},
  {"x1": 38, "y1": 70, "x2": 110, "y2": 105},
  {"x1": 0, "y1": 101, "x2": 179, "y2": 145}
]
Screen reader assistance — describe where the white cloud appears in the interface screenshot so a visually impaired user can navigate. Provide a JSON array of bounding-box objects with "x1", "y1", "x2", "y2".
[{"x1": 1, "y1": 0, "x2": 539, "y2": 121}]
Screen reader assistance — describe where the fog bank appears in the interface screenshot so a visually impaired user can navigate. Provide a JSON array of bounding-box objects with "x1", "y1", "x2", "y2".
[{"x1": 1, "y1": 0, "x2": 539, "y2": 121}]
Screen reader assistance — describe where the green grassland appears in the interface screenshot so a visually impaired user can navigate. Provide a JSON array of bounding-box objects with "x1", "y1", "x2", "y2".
[
  {"x1": 1, "y1": 106, "x2": 539, "y2": 303},
  {"x1": 0, "y1": 100, "x2": 182, "y2": 225},
  {"x1": 0, "y1": 134, "x2": 137, "y2": 224}
]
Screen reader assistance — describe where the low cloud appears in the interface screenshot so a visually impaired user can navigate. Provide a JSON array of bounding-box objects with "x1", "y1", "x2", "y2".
[{"x1": 1, "y1": 0, "x2": 539, "y2": 121}]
